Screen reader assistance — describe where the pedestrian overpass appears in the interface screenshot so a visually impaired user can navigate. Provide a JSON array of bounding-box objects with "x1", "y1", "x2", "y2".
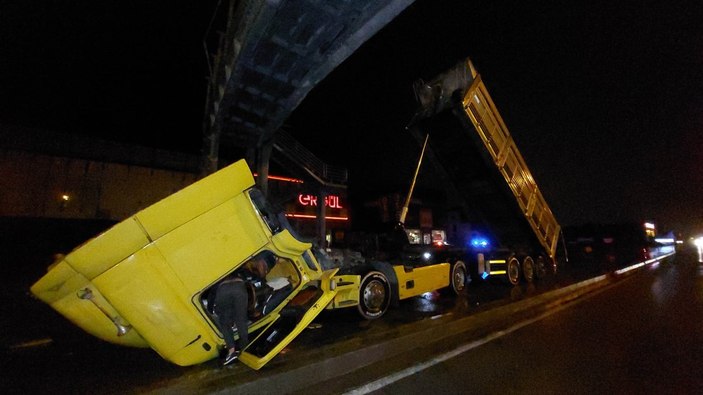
[
  {"x1": 201, "y1": 0, "x2": 414, "y2": 243},
  {"x1": 201, "y1": 0, "x2": 414, "y2": 181}
]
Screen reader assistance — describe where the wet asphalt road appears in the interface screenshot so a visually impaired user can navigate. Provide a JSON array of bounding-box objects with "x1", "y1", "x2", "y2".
[
  {"x1": 0, "y1": 218, "x2": 671, "y2": 394},
  {"x1": 359, "y1": 250, "x2": 703, "y2": 394}
]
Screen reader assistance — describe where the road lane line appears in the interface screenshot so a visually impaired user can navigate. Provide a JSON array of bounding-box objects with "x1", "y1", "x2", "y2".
[
  {"x1": 347, "y1": 299, "x2": 601, "y2": 394},
  {"x1": 344, "y1": 252, "x2": 675, "y2": 395},
  {"x1": 343, "y1": 309, "x2": 556, "y2": 395}
]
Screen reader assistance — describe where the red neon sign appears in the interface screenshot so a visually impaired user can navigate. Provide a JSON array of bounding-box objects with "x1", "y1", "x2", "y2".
[
  {"x1": 252, "y1": 173, "x2": 304, "y2": 184},
  {"x1": 297, "y1": 194, "x2": 343, "y2": 209},
  {"x1": 285, "y1": 214, "x2": 348, "y2": 221}
]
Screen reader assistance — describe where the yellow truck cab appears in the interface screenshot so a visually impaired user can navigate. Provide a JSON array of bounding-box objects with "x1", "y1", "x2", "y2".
[{"x1": 31, "y1": 160, "x2": 339, "y2": 369}]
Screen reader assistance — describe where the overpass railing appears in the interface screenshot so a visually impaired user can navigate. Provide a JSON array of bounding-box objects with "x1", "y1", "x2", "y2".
[{"x1": 273, "y1": 130, "x2": 348, "y2": 187}]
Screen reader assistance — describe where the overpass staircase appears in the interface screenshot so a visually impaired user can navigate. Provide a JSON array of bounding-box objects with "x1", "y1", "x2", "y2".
[{"x1": 272, "y1": 129, "x2": 347, "y2": 188}]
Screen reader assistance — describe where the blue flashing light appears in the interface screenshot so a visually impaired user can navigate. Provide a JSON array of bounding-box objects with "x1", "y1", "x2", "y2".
[
  {"x1": 481, "y1": 272, "x2": 489, "y2": 280},
  {"x1": 470, "y1": 237, "x2": 490, "y2": 249}
]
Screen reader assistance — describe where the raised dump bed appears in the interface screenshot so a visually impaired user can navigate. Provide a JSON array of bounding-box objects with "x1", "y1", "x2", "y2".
[{"x1": 410, "y1": 58, "x2": 561, "y2": 283}]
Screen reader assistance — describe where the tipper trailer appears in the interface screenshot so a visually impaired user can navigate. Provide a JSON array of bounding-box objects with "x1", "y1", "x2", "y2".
[{"x1": 408, "y1": 57, "x2": 561, "y2": 285}]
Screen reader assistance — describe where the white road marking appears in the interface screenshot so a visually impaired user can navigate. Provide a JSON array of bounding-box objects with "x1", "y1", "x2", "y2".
[
  {"x1": 344, "y1": 253, "x2": 673, "y2": 395},
  {"x1": 343, "y1": 309, "x2": 555, "y2": 395}
]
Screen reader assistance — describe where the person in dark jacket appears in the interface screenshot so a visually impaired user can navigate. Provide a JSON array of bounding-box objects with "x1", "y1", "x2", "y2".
[
  {"x1": 213, "y1": 273, "x2": 249, "y2": 366},
  {"x1": 213, "y1": 251, "x2": 276, "y2": 366}
]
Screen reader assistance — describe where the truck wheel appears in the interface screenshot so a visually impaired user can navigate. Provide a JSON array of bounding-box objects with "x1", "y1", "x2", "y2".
[
  {"x1": 450, "y1": 261, "x2": 468, "y2": 294},
  {"x1": 358, "y1": 271, "x2": 391, "y2": 320},
  {"x1": 507, "y1": 257, "x2": 520, "y2": 285},
  {"x1": 522, "y1": 256, "x2": 535, "y2": 283}
]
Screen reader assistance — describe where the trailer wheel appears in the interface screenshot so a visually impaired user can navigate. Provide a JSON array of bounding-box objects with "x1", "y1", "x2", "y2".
[
  {"x1": 358, "y1": 271, "x2": 391, "y2": 320},
  {"x1": 522, "y1": 256, "x2": 535, "y2": 283},
  {"x1": 507, "y1": 257, "x2": 520, "y2": 285},
  {"x1": 449, "y1": 261, "x2": 468, "y2": 294}
]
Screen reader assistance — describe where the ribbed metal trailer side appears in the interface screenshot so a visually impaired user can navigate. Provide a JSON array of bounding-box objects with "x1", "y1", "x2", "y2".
[
  {"x1": 410, "y1": 57, "x2": 560, "y2": 262},
  {"x1": 461, "y1": 72, "x2": 560, "y2": 259}
]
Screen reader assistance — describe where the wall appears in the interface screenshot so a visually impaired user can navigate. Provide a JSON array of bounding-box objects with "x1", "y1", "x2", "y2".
[{"x1": 1, "y1": 149, "x2": 198, "y2": 221}]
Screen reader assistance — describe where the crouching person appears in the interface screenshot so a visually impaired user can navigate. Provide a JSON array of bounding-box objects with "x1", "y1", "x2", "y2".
[{"x1": 213, "y1": 273, "x2": 249, "y2": 366}]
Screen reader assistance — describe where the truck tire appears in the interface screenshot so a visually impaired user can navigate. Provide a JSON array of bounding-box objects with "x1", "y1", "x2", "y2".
[
  {"x1": 507, "y1": 256, "x2": 520, "y2": 286},
  {"x1": 522, "y1": 256, "x2": 535, "y2": 283},
  {"x1": 450, "y1": 260, "x2": 468, "y2": 294},
  {"x1": 357, "y1": 271, "x2": 391, "y2": 320}
]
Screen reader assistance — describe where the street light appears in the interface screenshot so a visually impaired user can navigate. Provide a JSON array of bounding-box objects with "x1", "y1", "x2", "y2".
[{"x1": 60, "y1": 193, "x2": 70, "y2": 210}]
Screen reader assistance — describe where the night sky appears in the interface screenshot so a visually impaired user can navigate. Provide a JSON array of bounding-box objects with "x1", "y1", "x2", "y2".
[{"x1": 1, "y1": 1, "x2": 702, "y2": 235}]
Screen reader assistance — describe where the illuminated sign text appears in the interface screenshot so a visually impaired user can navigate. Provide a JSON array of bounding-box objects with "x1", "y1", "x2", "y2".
[{"x1": 297, "y1": 194, "x2": 343, "y2": 209}]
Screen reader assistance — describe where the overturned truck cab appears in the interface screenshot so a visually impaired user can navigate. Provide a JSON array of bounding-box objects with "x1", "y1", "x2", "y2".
[
  {"x1": 30, "y1": 160, "x2": 339, "y2": 369},
  {"x1": 30, "y1": 159, "x2": 466, "y2": 368}
]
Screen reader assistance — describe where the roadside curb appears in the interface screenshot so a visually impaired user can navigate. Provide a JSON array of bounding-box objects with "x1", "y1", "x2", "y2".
[{"x1": 216, "y1": 273, "x2": 616, "y2": 394}]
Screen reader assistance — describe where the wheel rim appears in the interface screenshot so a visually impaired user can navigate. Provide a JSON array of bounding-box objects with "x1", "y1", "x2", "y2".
[
  {"x1": 523, "y1": 257, "x2": 534, "y2": 282},
  {"x1": 453, "y1": 263, "x2": 466, "y2": 292},
  {"x1": 362, "y1": 279, "x2": 387, "y2": 313},
  {"x1": 508, "y1": 258, "x2": 520, "y2": 285}
]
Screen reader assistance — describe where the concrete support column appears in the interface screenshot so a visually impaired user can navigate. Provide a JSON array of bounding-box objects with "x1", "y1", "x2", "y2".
[
  {"x1": 317, "y1": 188, "x2": 327, "y2": 248},
  {"x1": 256, "y1": 141, "x2": 273, "y2": 198},
  {"x1": 200, "y1": 124, "x2": 221, "y2": 178},
  {"x1": 245, "y1": 147, "x2": 256, "y2": 170}
]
